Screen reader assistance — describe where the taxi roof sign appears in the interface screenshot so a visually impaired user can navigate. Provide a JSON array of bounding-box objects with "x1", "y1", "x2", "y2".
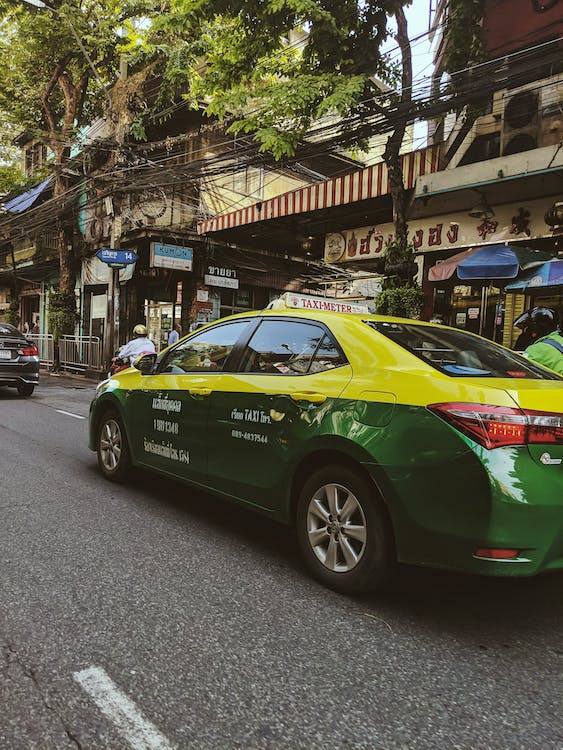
[{"x1": 267, "y1": 292, "x2": 370, "y2": 314}]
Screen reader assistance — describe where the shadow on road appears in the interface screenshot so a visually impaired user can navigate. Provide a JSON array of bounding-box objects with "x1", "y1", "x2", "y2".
[{"x1": 104, "y1": 464, "x2": 563, "y2": 644}]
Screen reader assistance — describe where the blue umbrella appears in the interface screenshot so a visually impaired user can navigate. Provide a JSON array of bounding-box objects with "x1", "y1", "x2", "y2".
[
  {"x1": 455, "y1": 244, "x2": 554, "y2": 280},
  {"x1": 505, "y1": 259, "x2": 563, "y2": 291}
]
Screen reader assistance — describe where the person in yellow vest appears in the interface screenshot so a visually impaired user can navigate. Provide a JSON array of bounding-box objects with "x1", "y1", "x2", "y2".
[{"x1": 523, "y1": 307, "x2": 563, "y2": 375}]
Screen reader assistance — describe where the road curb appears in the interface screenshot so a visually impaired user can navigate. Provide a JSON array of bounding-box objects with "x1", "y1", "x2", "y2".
[{"x1": 41, "y1": 369, "x2": 101, "y2": 385}]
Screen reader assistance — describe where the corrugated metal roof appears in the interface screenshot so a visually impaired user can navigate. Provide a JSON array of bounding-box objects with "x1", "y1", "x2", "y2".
[{"x1": 3, "y1": 176, "x2": 53, "y2": 213}]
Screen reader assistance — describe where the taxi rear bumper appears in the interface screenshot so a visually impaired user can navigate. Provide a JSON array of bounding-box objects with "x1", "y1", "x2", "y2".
[{"x1": 364, "y1": 446, "x2": 563, "y2": 577}]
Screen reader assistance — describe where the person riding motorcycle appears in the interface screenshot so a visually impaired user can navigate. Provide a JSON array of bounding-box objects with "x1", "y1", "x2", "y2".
[
  {"x1": 111, "y1": 324, "x2": 156, "y2": 374},
  {"x1": 513, "y1": 307, "x2": 546, "y2": 350},
  {"x1": 519, "y1": 307, "x2": 563, "y2": 375}
]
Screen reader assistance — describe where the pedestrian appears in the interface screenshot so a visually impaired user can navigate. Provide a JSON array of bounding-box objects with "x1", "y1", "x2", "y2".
[
  {"x1": 523, "y1": 307, "x2": 563, "y2": 375},
  {"x1": 167, "y1": 322, "x2": 182, "y2": 346},
  {"x1": 115, "y1": 324, "x2": 156, "y2": 366},
  {"x1": 32, "y1": 322, "x2": 40, "y2": 334}
]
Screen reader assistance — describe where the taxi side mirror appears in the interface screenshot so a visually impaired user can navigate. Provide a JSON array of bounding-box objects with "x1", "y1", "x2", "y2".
[{"x1": 133, "y1": 352, "x2": 157, "y2": 375}]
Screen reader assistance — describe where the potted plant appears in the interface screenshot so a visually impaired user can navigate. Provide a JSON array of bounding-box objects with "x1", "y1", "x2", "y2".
[
  {"x1": 375, "y1": 239, "x2": 424, "y2": 319},
  {"x1": 383, "y1": 238, "x2": 418, "y2": 278},
  {"x1": 374, "y1": 281, "x2": 424, "y2": 318}
]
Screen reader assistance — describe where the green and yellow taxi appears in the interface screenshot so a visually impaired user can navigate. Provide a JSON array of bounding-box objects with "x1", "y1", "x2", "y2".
[{"x1": 89, "y1": 293, "x2": 563, "y2": 593}]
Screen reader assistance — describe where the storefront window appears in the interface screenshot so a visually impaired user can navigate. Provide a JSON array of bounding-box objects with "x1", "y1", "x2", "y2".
[
  {"x1": 236, "y1": 288, "x2": 252, "y2": 308},
  {"x1": 219, "y1": 286, "x2": 271, "y2": 318}
]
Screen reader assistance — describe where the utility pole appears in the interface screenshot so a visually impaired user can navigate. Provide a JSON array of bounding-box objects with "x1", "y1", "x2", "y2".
[
  {"x1": 103, "y1": 214, "x2": 122, "y2": 367},
  {"x1": 103, "y1": 55, "x2": 128, "y2": 368}
]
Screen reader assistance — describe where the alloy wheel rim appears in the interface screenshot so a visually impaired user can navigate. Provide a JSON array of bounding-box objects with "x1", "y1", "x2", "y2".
[
  {"x1": 100, "y1": 419, "x2": 122, "y2": 472},
  {"x1": 306, "y1": 483, "x2": 367, "y2": 573}
]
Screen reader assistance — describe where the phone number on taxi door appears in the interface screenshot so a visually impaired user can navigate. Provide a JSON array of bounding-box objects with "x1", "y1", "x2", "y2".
[{"x1": 231, "y1": 429, "x2": 269, "y2": 444}]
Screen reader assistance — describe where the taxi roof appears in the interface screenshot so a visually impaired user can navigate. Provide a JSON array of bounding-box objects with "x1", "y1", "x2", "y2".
[
  {"x1": 258, "y1": 292, "x2": 429, "y2": 327},
  {"x1": 209, "y1": 292, "x2": 432, "y2": 329}
]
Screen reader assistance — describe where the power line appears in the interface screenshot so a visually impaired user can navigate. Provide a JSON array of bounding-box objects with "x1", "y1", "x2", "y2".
[{"x1": 1, "y1": 35, "x2": 561, "y2": 240}]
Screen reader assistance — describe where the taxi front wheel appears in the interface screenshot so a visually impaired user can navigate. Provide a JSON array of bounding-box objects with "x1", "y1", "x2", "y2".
[
  {"x1": 296, "y1": 466, "x2": 394, "y2": 594},
  {"x1": 97, "y1": 411, "x2": 131, "y2": 482}
]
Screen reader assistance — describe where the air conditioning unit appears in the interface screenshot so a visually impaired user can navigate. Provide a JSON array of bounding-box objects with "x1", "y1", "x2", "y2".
[
  {"x1": 501, "y1": 89, "x2": 539, "y2": 155},
  {"x1": 500, "y1": 76, "x2": 563, "y2": 156}
]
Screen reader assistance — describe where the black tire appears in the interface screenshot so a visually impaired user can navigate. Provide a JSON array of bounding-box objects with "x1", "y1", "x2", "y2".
[
  {"x1": 16, "y1": 383, "x2": 34, "y2": 397},
  {"x1": 296, "y1": 465, "x2": 394, "y2": 594},
  {"x1": 96, "y1": 410, "x2": 131, "y2": 482}
]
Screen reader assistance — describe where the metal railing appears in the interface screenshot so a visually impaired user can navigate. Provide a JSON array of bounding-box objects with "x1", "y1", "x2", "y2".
[
  {"x1": 26, "y1": 333, "x2": 103, "y2": 374},
  {"x1": 26, "y1": 334, "x2": 54, "y2": 368},
  {"x1": 59, "y1": 335, "x2": 103, "y2": 373}
]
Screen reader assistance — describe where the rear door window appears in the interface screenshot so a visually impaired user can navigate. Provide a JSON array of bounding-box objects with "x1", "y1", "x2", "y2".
[
  {"x1": 369, "y1": 321, "x2": 562, "y2": 380},
  {"x1": 241, "y1": 319, "x2": 346, "y2": 375}
]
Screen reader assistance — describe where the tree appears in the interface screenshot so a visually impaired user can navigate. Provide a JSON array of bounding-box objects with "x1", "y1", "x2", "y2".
[
  {"x1": 142, "y1": 0, "x2": 420, "y2": 313},
  {"x1": 0, "y1": 140, "x2": 26, "y2": 199},
  {"x1": 0, "y1": 0, "x2": 147, "y2": 354}
]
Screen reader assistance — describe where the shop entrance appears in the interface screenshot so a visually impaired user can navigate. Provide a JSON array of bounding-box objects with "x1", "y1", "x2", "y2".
[
  {"x1": 450, "y1": 284, "x2": 504, "y2": 342},
  {"x1": 20, "y1": 294, "x2": 40, "y2": 333},
  {"x1": 146, "y1": 300, "x2": 175, "y2": 351}
]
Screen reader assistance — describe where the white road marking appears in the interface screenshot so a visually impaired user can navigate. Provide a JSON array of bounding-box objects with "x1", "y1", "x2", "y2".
[
  {"x1": 55, "y1": 409, "x2": 86, "y2": 420},
  {"x1": 74, "y1": 666, "x2": 176, "y2": 750}
]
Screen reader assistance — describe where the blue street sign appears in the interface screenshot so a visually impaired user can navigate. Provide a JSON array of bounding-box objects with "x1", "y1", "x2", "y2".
[{"x1": 97, "y1": 248, "x2": 138, "y2": 267}]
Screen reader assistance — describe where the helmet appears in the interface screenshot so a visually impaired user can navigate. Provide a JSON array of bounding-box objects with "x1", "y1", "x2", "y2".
[
  {"x1": 514, "y1": 307, "x2": 558, "y2": 336},
  {"x1": 133, "y1": 324, "x2": 148, "y2": 336}
]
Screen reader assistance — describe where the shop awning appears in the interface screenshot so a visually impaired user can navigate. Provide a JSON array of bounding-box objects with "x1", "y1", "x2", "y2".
[
  {"x1": 197, "y1": 145, "x2": 441, "y2": 235},
  {"x1": 428, "y1": 244, "x2": 555, "y2": 281},
  {"x1": 2, "y1": 177, "x2": 53, "y2": 213},
  {"x1": 505, "y1": 259, "x2": 563, "y2": 291}
]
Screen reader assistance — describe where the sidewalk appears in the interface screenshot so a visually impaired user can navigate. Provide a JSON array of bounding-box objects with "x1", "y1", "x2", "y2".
[{"x1": 40, "y1": 367, "x2": 103, "y2": 385}]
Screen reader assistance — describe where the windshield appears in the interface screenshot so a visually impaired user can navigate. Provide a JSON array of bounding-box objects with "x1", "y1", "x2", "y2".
[{"x1": 369, "y1": 321, "x2": 562, "y2": 380}]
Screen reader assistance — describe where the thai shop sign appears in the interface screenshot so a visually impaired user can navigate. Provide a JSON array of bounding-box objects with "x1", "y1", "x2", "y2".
[
  {"x1": 204, "y1": 265, "x2": 239, "y2": 289},
  {"x1": 150, "y1": 242, "x2": 193, "y2": 271},
  {"x1": 324, "y1": 197, "x2": 555, "y2": 263}
]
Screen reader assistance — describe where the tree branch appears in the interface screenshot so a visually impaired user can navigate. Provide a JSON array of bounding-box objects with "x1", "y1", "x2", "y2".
[
  {"x1": 57, "y1": 72, "x2": 78, "y2": 132},
  {"x1": 41, "y1": 57, "x2": 71, "y2": 133}
]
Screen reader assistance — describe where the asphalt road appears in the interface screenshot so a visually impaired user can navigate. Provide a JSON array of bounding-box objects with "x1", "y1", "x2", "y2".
[{"x1": 0, "y1": 375, "x2": 562, "y2": 750}]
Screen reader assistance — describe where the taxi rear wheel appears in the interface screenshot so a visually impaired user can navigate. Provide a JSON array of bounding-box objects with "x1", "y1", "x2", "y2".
[
  {"x1": 97, "y1": 410, "x2": 131, "y2": 482},
  {"x1": 296, "y1": 465, "x2": 394, "y2": 594}
]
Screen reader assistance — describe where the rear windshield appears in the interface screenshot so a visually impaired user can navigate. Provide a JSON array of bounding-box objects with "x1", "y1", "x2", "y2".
[
  {"x1": 369, "y1": 321, "x2": 562, "y2": 380},
  {"x1": 0, "y1": 324, "x2": 18, "y2": 336}
]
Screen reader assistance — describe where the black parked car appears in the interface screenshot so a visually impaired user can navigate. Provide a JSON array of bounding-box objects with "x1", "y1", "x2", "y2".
[{"x1": 0, "y1": 323, "x2": 39, "y2": 397}]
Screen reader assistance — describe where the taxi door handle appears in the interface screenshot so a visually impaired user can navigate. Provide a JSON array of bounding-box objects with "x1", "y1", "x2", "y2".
[
  {"x1": 189, "y1": 387, "x2": 212, "y2": 397},
  {"x1": 290, "y1": 392, "x2": 327, "y2": 405}
]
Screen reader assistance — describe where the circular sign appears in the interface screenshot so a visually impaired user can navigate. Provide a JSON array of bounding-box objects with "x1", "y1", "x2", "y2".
[{"x1": 324, "y1": 233, "x2": 346, "y2": 263}]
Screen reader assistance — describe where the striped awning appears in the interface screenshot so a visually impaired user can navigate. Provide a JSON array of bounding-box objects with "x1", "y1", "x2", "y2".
[{"x1": 197, "y1": 145, "x2": 441, "y2": 235}]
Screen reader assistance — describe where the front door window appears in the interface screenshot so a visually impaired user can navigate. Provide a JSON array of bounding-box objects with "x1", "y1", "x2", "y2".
[{"x1": 126, "y1": 320, "x2": 251, "y2": 482}]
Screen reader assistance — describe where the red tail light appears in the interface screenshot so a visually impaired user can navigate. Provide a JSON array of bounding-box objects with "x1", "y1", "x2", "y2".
[
  {"x1": 428, "y1": 402, "x2": 563, "y2": 449},
  {"x1": 19, "y1": 346, "x2": 39, "y2": 357},
  {"x1": 475, "y1": 548, "x2": 520, "y2": 560}
]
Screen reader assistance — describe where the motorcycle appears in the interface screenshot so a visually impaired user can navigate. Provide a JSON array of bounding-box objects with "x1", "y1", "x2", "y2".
[
  {"x1": 107, "y1": 350, "x2": 156, "y2": 378},
  {"x1": 108, "y1": 354, "x2": 130, "y2": 378}
]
